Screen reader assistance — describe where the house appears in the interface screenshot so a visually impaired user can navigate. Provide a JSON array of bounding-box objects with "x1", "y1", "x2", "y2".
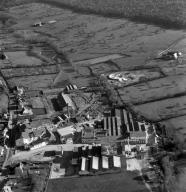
[
  {"x1": 30, "y1": 141, "x2": 47, "y2": 150},
  {"x1": 50, "y1": 163, "x2": 65, "y2": 179}
]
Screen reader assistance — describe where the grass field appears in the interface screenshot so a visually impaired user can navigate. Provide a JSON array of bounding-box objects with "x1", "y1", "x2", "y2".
[
  {"x1": 2, "y1": 0, "x2": 186, "y2": 28},
  {"x1": 47, "y1": 171, "x2": 148, "y2": 192},
  {"x1": 35, "y1": 0, "x2": 186, "y2": 28}
]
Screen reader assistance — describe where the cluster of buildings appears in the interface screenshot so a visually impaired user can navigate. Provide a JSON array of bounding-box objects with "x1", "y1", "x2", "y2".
[
  {"x1": 0, "y1": 80, "x2": 167, "y2": 192},
  {"x1": 49, "y1": 144, "x2": 122, "y2": 179}
]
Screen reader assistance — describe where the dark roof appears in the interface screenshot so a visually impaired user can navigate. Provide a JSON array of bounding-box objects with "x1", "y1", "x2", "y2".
[
  {"x1": 44, "y1": 151, "x2": 56, "y2": 157},
  {"x1": 53, "y1": 151, "x2": 73, "y2": 169}
]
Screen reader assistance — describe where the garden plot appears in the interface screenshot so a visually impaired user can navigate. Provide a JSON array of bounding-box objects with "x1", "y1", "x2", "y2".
[
  {"x1": 2, "y1": 65, "x2": 59, "y2": 78},
  {"x1": 118, "y1": 75, "x2": 186, "y2": 105}
]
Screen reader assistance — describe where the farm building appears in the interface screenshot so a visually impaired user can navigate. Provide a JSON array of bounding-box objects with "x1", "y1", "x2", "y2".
[
  {"x1": 115, "y1": 108, "x2": 149, "y2": 132},
  {"x1": 57, "y1": 125, "x2": 75, "y2": 137},
  {"x1": 103, "y1": 116, "x2": 121, "y2": 136},
  {"x1": 102, "y1": 156, "x2": 109, "y2": 169},
  {"x1": 64, "y1": 84, "x2": 78, "y2": 93},
  {"x1": 81, "y1": 157, "x2": 89, "y2": 171},
  {"x1": 113, "y1": 156, "x2": 121, "y2": 168},
  {"x1": 30, "y1": 141, "x2": 48, "y2": 150},
  {"x1": 57, "y1": 93, "x2": 76, "y2": 112},
  {"x1": 130, "y1": 131, "x2": 146, "y2": 140},
  {"x1": 56, "y1": 125, "x2": 75, "y2": 143},
  {"x1": 92, "y1": 156, "x2": 99, "y2": 170}
]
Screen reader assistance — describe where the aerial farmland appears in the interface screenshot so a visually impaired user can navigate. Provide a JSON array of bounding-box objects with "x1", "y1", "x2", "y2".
[{"x1": 0, "y1": 1, "x2": 186, "y2": 192}]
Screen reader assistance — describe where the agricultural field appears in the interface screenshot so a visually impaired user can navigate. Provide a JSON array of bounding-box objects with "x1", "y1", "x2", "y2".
[
  {"x1": 47, "y1": 171, "x2": 148, "y2": 192},
  {"x1": 2, "y1": 51, "x2": 43, "y2": 67},
  {"x1": 117, "y1": 75, "x2": 186, "y2": 104},
  {"x1": 7, "y1": 74, "x2": 57, "y2": 90},
  {"x1": 7, "y1": 0, "x2": 186, "y2": 27},
  {"x1": 8, "y1": 3, "x2": 185, "y2": 62}
]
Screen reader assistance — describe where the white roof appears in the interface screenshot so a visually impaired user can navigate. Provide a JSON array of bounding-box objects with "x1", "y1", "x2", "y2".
[
  {"x1": 102, "y1": 156, "x2": 109, "y2": 169},
  {"x1": 92, "y1": 156, "x2": 99, "y2": 170},
  {"x1": 48, "y1": 20, "x2": 57, "y2": 24},
  {"x1": 57, "y1": 125, "x2": 74, "y2": 137},
  {"x1": 81, "y1": 157, "x2": 87, "y2": 171},
  {"x1": 113, "y1": 156, "x2": 121, "y2": 168},
  {"x1": 23, "y1": 107, "x2": 33, "y2": 115},
  {"x1": 30, "y1": 141, "x2": 47, "y2": 150},
  {"x1": 50, "y1": 163, "x2": 65, "y2": 179},
  {"x1": 126, "y1": 158, "x2": 142, "y2": 171}
]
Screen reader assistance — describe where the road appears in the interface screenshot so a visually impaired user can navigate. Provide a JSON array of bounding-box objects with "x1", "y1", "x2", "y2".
[{"x1": 6, "y1": 144, "x2": 88, "y2": 166}]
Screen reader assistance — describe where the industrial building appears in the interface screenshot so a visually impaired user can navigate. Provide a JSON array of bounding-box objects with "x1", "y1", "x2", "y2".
[{"x1": 57, "y1": 92, "x2": 76, "y2": 113}]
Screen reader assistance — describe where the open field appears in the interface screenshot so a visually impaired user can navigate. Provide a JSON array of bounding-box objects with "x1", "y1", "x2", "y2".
[
  {"x1": 117, "y1": 75, "x2": 186, "y2": 105},
  {"x1": 3, "y1": 0, "x2": 186, "y2": 28},
  {"x1": 47, "y1": 171, "x2": 148, "y2": 192},
  {"x1": 4, "y1": 51, "x2": 43, "y2": 66},
  {"x1": 7, "y1": 74, "x2": 56, "y2": 89},
  {"x1": 9, "y1": 3, "x2": 185, "y2": 62}
]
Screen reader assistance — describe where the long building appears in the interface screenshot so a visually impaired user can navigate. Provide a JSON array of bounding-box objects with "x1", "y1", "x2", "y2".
[
  {"x1": 103, "y1": 116, "x2": 121, "y2": 136},
  {"x1": 115, "y1": 109, "x2": 155, "y2": 132}
]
